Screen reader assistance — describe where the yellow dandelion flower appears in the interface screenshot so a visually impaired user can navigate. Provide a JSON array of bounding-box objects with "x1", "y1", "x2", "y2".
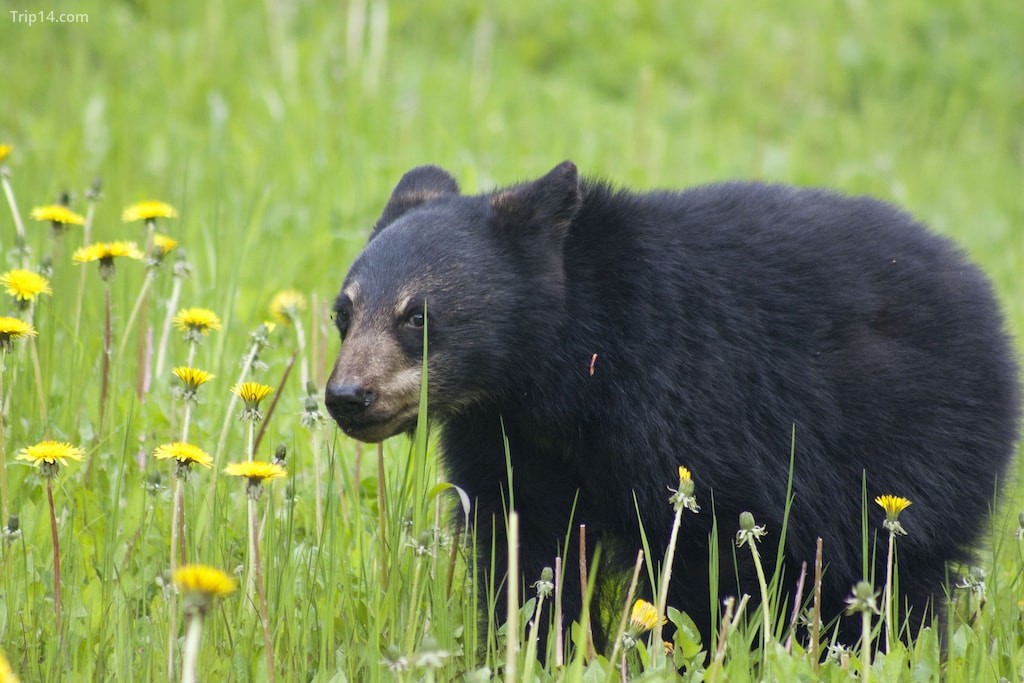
[
  {"x1": 154, "y1": 442, "x2": 213, "y2": 469},
  {"x1": 224, "y1": 460, "x2": 287, "y2": 483},
  {"x1": 16, "y1": 440, "x2": 86, "y2": 469},
  {"x1": 670, "y1": 464, "x2": 698, "y2": 512},
  {"x1": 875, "y1": 495, "x2": 912, "y2": 519},
  {"x1": 629, "y1": 599, "x2": 662, "y2": 635},
  {"x1": 151, "y1": 233, "x2": 177, "y2": 256},
  {"x1": 0, "y1": 647, "x2": 20, "y2": 683},
  {"x1": 72, "y1": 241, "x2": 145, "y2": 263},
  {"x1": 0, "y1": 144, "x2": 11, "y2": 164},
  {"x1": 0, "y1": 316, "x2": 37, "y2": 351},
  {"x1": 173, "y1": 564, "x2": 237, "y2": 599},
  {"x1": 269, "y1": 289, "x2": 308, "y2": 326},
  {"x1": 29, "y1": 205, "x2": 85, "y2": 226},
  {"x1": 173, "y1": 366, "x2": 214, "y2": 391},
  {"x1": 173, "y1": 307, "x2": 222, "y2": 335},
  {"x1": 231, "y1": 381, "x2": 274, "y2": 405},
  {"x1": 875, "y1": 494, "x2": 912, "y2": 535},
  {"x1": 1, "y1": 269, "x2": 52, "y2": 304},
  {"x1": 122, "y1": 200, "x2": 177, "y2": 223}
]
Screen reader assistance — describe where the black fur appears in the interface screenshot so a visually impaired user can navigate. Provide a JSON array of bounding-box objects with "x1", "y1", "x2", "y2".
[{"x1": 332, "y1": 162, "x2": 1020, "y2": 651}]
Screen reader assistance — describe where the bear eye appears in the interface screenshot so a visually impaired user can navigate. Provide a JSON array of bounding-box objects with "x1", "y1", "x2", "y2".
[
  {"x1": 406, "y1": 311, "x2": 425, "y2": 329},
  {"x1": 333, "y1": 307, "x2": 351, "y2": 337}
]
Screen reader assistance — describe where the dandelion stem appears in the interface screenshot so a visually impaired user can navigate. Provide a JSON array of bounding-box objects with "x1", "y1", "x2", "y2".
[
  {"x1": 98, "y1": 280, "x2": 113, "y2": 436},
  {"x1": 522, "y1": 589, "x2": 546, "y2": 682},
  {"x1": 882, "y1": 531, "x2": 895, "y2": 652},
  {"x1": 861, "y1": 606, "x2": 872, "y2": 682},
  {"x1": 747, "y1": 535, "x2": 772, "y2": 667},
  {"x1": 180, "y1": 610, "x2": 203, "y2": 683},
  {"x1": 652, "y1": 506, "x2": 683, "y2": 668},
  {"x1": 46, "y1": 476, "x2": 62, "y2": 637},
  {"x1": 251, "y1": 491, "x2": 276, "y2": 683}
]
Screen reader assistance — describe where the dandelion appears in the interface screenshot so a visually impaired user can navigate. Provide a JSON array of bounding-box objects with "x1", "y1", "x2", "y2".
[
  {"x1": 875, "y1": 494, "x2": 911, "y2": 651},
  {"x1": 149, "y1": 233, "x2": 177, "y2": 263},
  {"x1": 652, "y1": 465, "x2": 699, "y2": 667},
  {"x1": 122, "y1": 200, "x2": 177, "y2": 223},
  {"x1": 522, "y1": 566, "x2": 555, "y2": 678},
  {"x1": 155, "y1": 442, "x2": 213, "y2": 477},
  {"x1": 1, "y1": 269, "x2": 52, "y2": 310},
  {"x1": 0, "y1": 144, "x2": 10, "y2": 164},
  {"x1": 0, "y1": 317, "x2": 36, "y2": 352},
  {"x1": 174, "y1": 563, "x2": 237, "y2": 600},
  {"x1": 669, "y1": 465, "x2": 700, "y2": 513},
  {"x1": 224, "y1": 460, "x2": 286, "y2": 495},
  {"x1": 30, "y1": 204, "x2": 85, "y2": 237},
  {"x1": 269, "y1": 289, "x2": 307, "y2": 326},
  {"x1": 72, "y1": 241, "x2": 144, "y2": 281},
  {"x1": 174, "y1": 564, "x2": 236, "y2": 683},
  {"x1": 231, "y1": 381, "x2": 274, "y2": 422},
  {"x1": 629, "y1": 599, "x2": 660, "y2": 635},
  {"x1": 224, "y1": 459, "x2": 285, "y2": 683},
  {"x1": 173, "y1": 307, "x2": 222, "y2": 345},
  {"x1": 875, "y1": 495, "x2": 911, "y2": 536},
  {"x1": 172, "y1": 367, "x2": 214, "y2": 404},
  {"x1": 15, "y1": 440, "x2": 85, "y2": 472},
  {"x1": 845, "y1": 580, "x2": 880, "y2": 682},
  {"x1": 736, "y1": 511, "x2": 772, "y2": 662},
  {"x1": 16, "y1": 440, "x2": 86, "y2": 636}
]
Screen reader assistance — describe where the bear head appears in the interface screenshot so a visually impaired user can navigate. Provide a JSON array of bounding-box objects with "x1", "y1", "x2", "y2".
[{"x1": 326, "y1": 161, "x2": 582, "y2": 443}]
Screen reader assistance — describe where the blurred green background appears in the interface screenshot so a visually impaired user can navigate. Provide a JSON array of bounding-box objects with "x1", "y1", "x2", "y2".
[{"x1": 4, "y1": 0, "x2": 1022, "y2": 323}]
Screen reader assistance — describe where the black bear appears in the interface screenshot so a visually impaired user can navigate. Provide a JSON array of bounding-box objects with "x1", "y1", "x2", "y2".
[{"x1": 325, "y1": 161, "x2": 1020, "y2": 652}]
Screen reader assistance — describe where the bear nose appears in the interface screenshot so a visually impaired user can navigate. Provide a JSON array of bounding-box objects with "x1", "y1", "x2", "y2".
[{"x1": 325, "y1": 383, "x2": 374, "y2": 418}]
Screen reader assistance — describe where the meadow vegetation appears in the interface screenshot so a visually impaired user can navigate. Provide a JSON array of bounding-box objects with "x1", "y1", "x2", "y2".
[{"x1": 1, "y1": 0, "x2": 1022, "y2": 680}]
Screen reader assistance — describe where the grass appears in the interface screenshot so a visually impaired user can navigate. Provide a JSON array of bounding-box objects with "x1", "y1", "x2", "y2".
[{"x1": 1, "y1": 0, "x2": 1023, "y2": 680}]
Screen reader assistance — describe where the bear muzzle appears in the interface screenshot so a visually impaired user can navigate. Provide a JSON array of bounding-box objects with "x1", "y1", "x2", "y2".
[{"x1": 324, "y1": 382, "x2": 374, "y2": 418}]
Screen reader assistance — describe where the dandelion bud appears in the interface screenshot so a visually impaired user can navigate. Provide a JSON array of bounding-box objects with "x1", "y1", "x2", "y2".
[
  {"x1": 739, "y1": 511, "x2": 756, "y2": 532},
  {"x1": 6, "y1": 515, "x2": 18, "y2": 533},
  {"x1": 274, "y1": 443, "x2": 287, "y2": 465}
]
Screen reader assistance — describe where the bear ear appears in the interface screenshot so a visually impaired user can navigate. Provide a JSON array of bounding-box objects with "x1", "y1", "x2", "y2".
[
  {"x1": 490, "y1": 161, "x2": 582, "y2": 242},
  {"x1": 371, "y1": 165, "x2": 460, "y2": 238}
]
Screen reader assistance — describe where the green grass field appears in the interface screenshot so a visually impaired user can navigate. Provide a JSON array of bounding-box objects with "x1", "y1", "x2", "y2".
[{"x1": 2, "y1": 0, "x2": 1023, "y2": 680}]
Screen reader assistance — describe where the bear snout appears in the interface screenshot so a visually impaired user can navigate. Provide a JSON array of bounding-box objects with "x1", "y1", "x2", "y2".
[{"x1": 324, "y1": 382, "x2": 374, "y2": 420}]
